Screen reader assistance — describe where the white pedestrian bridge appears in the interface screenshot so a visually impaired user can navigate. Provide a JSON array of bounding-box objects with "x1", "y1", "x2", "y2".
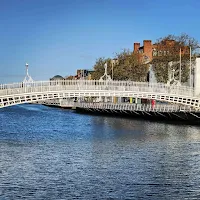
[{"x1": 0, "y1": 80, "x2": 200, "y2": 109}]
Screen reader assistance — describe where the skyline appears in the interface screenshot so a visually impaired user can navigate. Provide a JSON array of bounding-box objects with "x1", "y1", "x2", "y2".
[{"x1": 0, "y1": 0, "x2": 200, "y2": 83}]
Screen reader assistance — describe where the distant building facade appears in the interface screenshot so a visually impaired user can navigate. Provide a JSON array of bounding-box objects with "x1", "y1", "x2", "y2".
[
  {"x1": 76, "y1": 69, "x2": 93, "y2": 80},
  {"x1": 133, "y1": 39, "x2": 189, "y2": 64},
  {"x1": 52, "y1": 69, "x2": 94, "y2": 81}
]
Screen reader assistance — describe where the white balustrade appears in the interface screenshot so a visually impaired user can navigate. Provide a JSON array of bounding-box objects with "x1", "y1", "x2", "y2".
[
  {"x1": 0, "y1": 80, "x2": 199, "y2": 109},
  {"x1": 0, "y1": 80, "x2": 196, "y2": 96}
]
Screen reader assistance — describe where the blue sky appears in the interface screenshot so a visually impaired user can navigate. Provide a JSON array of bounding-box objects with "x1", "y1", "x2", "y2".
[{"x1": 0, "y1": 0, "x2": 200, "y2": 83}]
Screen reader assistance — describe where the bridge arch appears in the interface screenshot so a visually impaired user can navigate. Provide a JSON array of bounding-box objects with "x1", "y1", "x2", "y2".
[{"x1": 0, "y1": 80, "x2": 199, "y2": 109}]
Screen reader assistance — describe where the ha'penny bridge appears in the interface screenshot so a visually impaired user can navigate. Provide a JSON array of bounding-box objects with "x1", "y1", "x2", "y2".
[
  {"x1": 0, "y1": 79, "x2": 199, "y2": 108},
  {"x1": 1, "y1": 79, "x2": 200, "y2": 122},
  {"x1": 1, "y1": 62, "x2": 200, "y2": 123}
]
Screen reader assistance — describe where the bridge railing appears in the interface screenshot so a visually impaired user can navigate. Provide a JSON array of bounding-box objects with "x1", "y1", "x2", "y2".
[
  {"x1": 0, "y1": 80, "x2": 195, "y2": 97},
  {"x1": 76, "y1": 102, "x2": 195, "y2": 113}
]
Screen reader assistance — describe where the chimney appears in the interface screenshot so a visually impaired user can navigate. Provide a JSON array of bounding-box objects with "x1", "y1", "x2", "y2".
[
  {"x1": 143, "y1": 40, "x2": 152, "y2": 53},
  {"x1": 134, "y1": 43, "x2": 140, "y2": 52},
  {"x1": 143, "y1": 40, "x2": 152, "y2": 61}
]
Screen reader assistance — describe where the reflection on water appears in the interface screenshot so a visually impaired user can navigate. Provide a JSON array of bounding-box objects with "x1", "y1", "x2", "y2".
[{"x1": 0, "y1": 104, "x2": 200, "y2": 199}]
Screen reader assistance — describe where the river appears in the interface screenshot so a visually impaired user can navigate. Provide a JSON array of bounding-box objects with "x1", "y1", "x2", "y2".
[{"x1": 0, "y1": 104, "x2": 200, "y2": 199}]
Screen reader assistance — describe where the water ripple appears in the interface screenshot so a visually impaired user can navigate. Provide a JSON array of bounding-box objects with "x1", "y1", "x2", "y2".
[{"x1": 1, "y1": 104, "x2": 200, "y2": 199}]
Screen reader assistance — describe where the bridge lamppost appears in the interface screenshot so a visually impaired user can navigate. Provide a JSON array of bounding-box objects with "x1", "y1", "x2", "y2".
[
  {"x1": 99, "y1": 63, "x2": 112, "y2": 82},
  {"x1": 189, "y1": 46, "x2": 192, "y2": 87},
  {"x1": 23, "y1": 63, "x2": 33, "y2": 83},
  {"x1": 111, "y1": 58, "x2": 118, "y2": 80},
  {"x1": 112, "y1": 62, "x2": 114, "y2": 80},
  {"x1": 172, "y1": 69, "x2": 175, "y2": 80},
  {"x1": 179, "y1": 45, "x2": 195, "y2": 87},
  {"x1": 99, "y1": 63, "x2": 112, "y2": 103},
  {"x1": 179, "y1": 47, "x2": 182, "y2": 84}
]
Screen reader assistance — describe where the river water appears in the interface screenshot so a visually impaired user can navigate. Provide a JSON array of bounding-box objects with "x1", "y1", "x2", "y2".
[{"x1": 0, "y1": 104, "x2": 200, "y2": 200}]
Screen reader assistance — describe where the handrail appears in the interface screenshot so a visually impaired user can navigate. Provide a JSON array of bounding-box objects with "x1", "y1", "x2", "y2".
[{"x1": 0, "y1": 80, "x2": 196, "y2": 98}]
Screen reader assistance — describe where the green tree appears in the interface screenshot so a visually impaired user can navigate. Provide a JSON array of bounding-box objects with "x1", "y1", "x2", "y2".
[
  {"x1": 92, "y1": 49, "x2": 149, "y2": 81},
  {"x1": 114, "y1": 49, "x2": 148, "y2": 81}
]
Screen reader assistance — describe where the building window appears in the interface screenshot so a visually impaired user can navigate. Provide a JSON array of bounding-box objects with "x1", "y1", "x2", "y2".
[
  {"x1": 158, "y1": 50, "x2": 162, "y2": 56},
  {"x1": 153, "y1": 50, "x2": 157, "y2": 56}
]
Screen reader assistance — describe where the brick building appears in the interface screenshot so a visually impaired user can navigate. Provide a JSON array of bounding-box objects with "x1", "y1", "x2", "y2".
[{"x1": 133, "y1": 39, "x2": 189, "y2": 64}]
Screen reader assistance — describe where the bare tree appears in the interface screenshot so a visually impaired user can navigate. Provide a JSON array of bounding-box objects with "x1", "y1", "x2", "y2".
[{"x1": 151, "y1": 33, "x2": 198, "y2": 83}]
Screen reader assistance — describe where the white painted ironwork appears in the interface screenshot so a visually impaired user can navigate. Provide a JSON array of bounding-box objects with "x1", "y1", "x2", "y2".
[
  {"x1": 167, "y1": 61, "x2": 180, "y2": 86},
  {"x1": 76, "y1": 102, "x2": 195, "y2": 113},
  {"x1": 36, "y1": 98, "x2": 75, "y2": 108},
  {"x1": 0, "y1": 80, "x2": 200, "y2": 109},
  {"x1": 23, "y1": 63, "x2": 33, "y2": 83},
  {"x1": 99, "y1": 63, "x2": 112, "y2": 81}
]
